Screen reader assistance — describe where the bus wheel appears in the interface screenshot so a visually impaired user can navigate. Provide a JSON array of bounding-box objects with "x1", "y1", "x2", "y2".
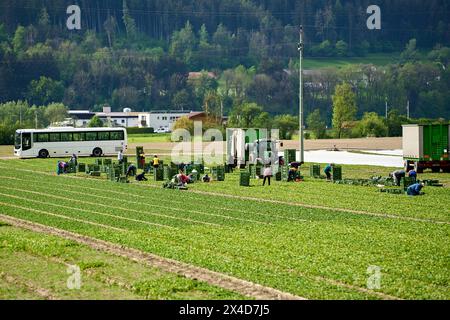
[
  {"x1": 92, "y1": 148, "x2": 103, "y2": 157},
  {"x1": 38, "y1": 149, "x2": 49, "y2": 158}
]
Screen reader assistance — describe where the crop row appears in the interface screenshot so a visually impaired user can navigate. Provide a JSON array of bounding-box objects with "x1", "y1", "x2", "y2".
[
  {"x1": 3, "y1": 158, "x2": 448, "y2": 223},
  {"x1": 0, "y1": 163, "x2": 448, "y2": 299}
]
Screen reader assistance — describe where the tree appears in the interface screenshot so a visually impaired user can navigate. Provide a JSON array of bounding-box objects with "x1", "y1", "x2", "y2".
[
  {"x1": 43, "y1": 103, "x2": 68, "y2": 125},
  {"x1": 401, "y1": 39, "x2": 419, "y2": 62},
  {"x1": 335, "y1": 40, "x2": 348, "y2": 57},
  {"x1": 104, "y1": 15, "x2": 118, "y2": 48},
  {"x1": 332, "y1": 83, "x2": 357, "y2": 138},
  {"x1": 122, "y1": 0, "x2": 137, "y2": 39},
  {"x1": 12, "y1": 25, "x2": 26, "y2": 54},
  {"x1": 354, "y1": 112, "x2": 388, "y2": 137},
  {"x1": 169, "y1": 21, "x2": 197, "y2": 65},
  {"x1": 306, "y1": 109, "x2": 327, "y2": 139},
  {"x1": 88, "y1": 115, "x2": 104, "y2": 127},
  {"x1": 172, "y1": 89, "x2": 192, "y2": 111},
  {"x1": 273, "y1": 114, "x2": 298, "y2": 139},
  {"x1": 27, "y1": 76, "x2": 64, "y2": 106},
  {"x1": 173, "y1": 116, "x2": 194, "y2": 134},
  {"x1": 229, "y1": 102, "x2": 263, "y2": 128}
]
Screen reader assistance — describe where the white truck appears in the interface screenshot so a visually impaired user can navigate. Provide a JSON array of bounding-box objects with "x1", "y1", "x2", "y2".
[{"x1": 226, "y1": 128, "x2": 283, "y2": 168}]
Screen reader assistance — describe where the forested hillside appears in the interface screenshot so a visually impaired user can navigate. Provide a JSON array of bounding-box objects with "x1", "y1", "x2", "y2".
[{"x1": 0, "y1": 0, "x2": 449, "y2": 124}]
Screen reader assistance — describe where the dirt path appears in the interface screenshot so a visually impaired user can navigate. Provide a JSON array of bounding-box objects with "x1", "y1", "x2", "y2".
[{"x1": 0, "y1": 214, "x2": 305, "y2": 300}]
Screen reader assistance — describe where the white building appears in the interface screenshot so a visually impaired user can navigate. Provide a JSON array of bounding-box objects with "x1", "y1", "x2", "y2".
[
  {"x1": 138, "y1": 111, "x2": 192, "y2": 130},
  {"x1": 69, "y1": 107, "x2": 199, "y2": 130}
]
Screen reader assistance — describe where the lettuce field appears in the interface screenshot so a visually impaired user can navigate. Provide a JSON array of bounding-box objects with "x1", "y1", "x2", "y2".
[{"x1": 0, "y1": 158, "x2": 448, "y2": 300}]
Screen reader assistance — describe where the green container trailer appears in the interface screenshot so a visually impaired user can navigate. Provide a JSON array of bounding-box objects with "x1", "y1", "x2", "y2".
[
  {"x1": 403, "y1": 124, "x2": 450, "y2": 173},
  {"x1": 211, "y1": 166, "x2": 225, "y2": 181},
  {"x1": 163, "y1": 166, "x2": 176, "y2": 180},
  {"x1": 77, "y1": 163, "x2": 86, "y2": 173}
]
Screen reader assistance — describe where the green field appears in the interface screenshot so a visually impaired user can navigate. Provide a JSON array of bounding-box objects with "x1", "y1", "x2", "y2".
[
  {"x1": 127, "y1": 133, "x2": 171, "y2": 143},
  {"x1": 0, "y1": 223, "x2": 244, "y2": 300},
  {"x1": 0, "y1": 158, "x2": 448, "y2": 300},
  {"x1": 303, "y1": 53, "x2": 401, "y2": 69}
]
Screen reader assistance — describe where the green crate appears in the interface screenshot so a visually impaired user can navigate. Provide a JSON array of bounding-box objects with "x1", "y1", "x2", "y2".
[
  {"x1": 240, "y1": 171, "x2": 251, "y2": 187},
  {"x1": 211, "y1": 166, "x2": 225, "y2": 181},
  {"x1": 163, "y1": 166, "x2": 176, "y2": 180},
  {"x1": 86, "y1": 164, "x2": 95, "y2": 173},
  {"x1": 89, "y1": 171, "x2": 101, "y2": 177},
  {"x1": 332, "y1": 166, "x2": 342, "y2": 181},
  {"x1": 402, "y1": 177, "x2": 416, "y2": 190},
  {"x1": 275, "y1": 171, "x2": 282, "y2": 181},
  {"x1": 284, "y1": 149, "x2": 296, "y2": 163},
  {"x1": 103, "y1": 159, "x2": 112, "y2": 166},
  {"x1": 310, "y1": 164, "x2": 321, "y2": 178},
  {"x1": 154, "y1": 167, "x2": 164, "y2": 181},
  {"x1": 281, "y1": 165, "x2": 289, "y2": 181},
  {"x1": 94, "y1": 158, "x2": 103, "y2": 166},
  {"x1": 77, "y1": 163, "x2": 86, "y2": 173}
]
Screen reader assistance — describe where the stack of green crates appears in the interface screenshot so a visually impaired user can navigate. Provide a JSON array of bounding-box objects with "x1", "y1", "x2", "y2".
[
  {"x1": 281, "y1": 165, "x2": 289, "y2": 181},
  {"x1": 194, "y1": 163, "x2": 204, "y2": 174},
  {"x1": 77, "y1": 163, "x2": 86, "y2": 173},
  {"x1": 86, "y1": 164, "x2": 95, "y2": 174},
  {"x1": 103, "y1": 159, "x2": 112, "y2": 166},
  {"x1": 310, "y1": 164, "x2": 321, "y2": 178},
  {"x1": 284, "y1": 149, "x2": 296, "y2": 163},
  {"x1": 332, "y1": 165, "x2": 342, "y2": 181},
  {"x1": 163, "y1": 166, "x2": 176, "y2": 180},
  {"x1": 94, "y1": 158, "x2": 103, "y2": 166},
  {"x1": 211, "y1": 166, "x2": 225, "y2": 181},
  {"x1": 402, "y1": 177, "x2": 416, "y2": 191},
  {"x1": 154, "y1": 167, "x2": 164, "y2": 181},
  {"x1": 240, "y1": 171, "x2": 250, "y2": 186}
]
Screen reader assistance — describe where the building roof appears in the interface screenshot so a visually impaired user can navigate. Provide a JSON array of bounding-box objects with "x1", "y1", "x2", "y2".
[
  {"x1": 188, "y1": 72, "x2": 217, "y2": 80},
  {"x1": 186, "y1": 112, "x2": 207, "y2": 119}
]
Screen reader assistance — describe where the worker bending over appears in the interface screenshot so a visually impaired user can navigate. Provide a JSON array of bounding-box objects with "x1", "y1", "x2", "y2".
[
  {"x1": 126, "y1": 164, "x2": 137, "y2": 177},
  {"x1": 407, "y1": 182, "x2": 425, "y2": 196},
  {"x1": 135, "y1": 172, "x2": 148, "y2": 181},
  {"x1": 391, "y1": 169, "x2": 406, "y2": 186},
  {"x1": 324, "y1": 164, "x2": 333, "y2": 180}
]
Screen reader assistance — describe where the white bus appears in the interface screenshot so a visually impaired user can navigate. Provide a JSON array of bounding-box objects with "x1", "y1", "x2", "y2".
[{"x1": 14, "y1": 127, "x2": 127, "y2": 158}]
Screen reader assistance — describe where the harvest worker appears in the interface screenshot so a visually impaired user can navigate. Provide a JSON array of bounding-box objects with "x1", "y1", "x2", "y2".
[
  {"x1": 262, "y1": 165, "x2": 272, "y2": 186},
  {"x1": 202, "y1": 174, "x2": 211, "y2": 183},
  {"x1": 126, "y1": 163, "x2": 137, "y2": 177},
  {"x1": 138, "y1": 151, "x2": 146, "y2": 169},
  {"x1": 391, "y1": 169, "x2": 406, "y2": 186},
  {"x1": 407, "y1": 182, "x2": 425, "y2": 196},
  {"x1": 152, "y1": 155, "x2": 160, "y2": 168},
  {"x1": 117, "y1": 149, "x2": 124, "y2": 164},
  {"x1": 69, "y1": 154, "x2": 78, "y2": 166},
  {"x1": 408, "y1": 169, "x2": 417, "y2": 182},
  {"x1": 324, "y1": 163, "x2": 333, "y2": 180},
  {"x1": 135, "y1": 172, "x2": 148, "y2": 181}
]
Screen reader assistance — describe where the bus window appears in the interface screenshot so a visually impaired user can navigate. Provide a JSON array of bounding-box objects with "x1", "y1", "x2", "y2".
[
  {"x1": 22, "y1": 133, "x2": 31, "y2": 151},
  {"x1": 36, "y1": 133, "x2": 49, "y2": 142},
  {"x1": 61, "y1": 132, "x2": 72, "y2": 142},
  {"x1": 98, "y1": 131, "x2": 110, "y2": 140},
  {"x1": 110, "y1": 131, "x2": 124, "y2": 140},
  {"x1": 15, "y1": 132, "x2": 21, "y2": 149},
  {"x1": 85, "y1": 132, "x2": 97, "y2": 141},
  {"x1": 49, "y1": 133, "x2": 61, "y2": 142},
  {"x1": 73, "y1": 132, "x2": 85, "y2": 141}
]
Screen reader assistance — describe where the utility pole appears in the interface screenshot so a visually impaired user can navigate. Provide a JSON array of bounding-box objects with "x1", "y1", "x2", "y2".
[
  {"x1": 298, "y1": 25, "x2": 304, "y2": 163},
  {"x1": 407, "y1": 100, "x2": 410, "y2": 119},
  {"x1": 385, "y1": 97, "x2": 388, "y2": 119}
]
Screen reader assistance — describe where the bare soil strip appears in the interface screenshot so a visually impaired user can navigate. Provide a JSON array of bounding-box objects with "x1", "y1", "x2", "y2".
[{"x1": 0, "y1": 214, "x2": 305, "y2": 300}]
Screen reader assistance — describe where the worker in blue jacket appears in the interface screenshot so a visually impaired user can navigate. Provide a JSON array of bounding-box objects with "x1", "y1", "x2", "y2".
[
  {"x1": 407, "y1": 182, "x2": 425, "y2": 196},
  {"x1": 324, "y1": 164, "x2": 333, "y2": 180}
]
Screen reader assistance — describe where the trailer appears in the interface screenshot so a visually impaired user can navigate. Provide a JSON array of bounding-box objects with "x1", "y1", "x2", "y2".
[
  {"x1": 402, "y1": 124, "x2": 450, "y2": 173},
  {"x1": 226, "y1": 128, "x2": 283, "y2": 168}
]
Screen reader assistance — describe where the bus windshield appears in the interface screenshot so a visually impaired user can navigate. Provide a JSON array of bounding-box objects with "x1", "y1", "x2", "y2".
[{"x1": 14, "y1": 132, "x2": 21, "y2": 149}]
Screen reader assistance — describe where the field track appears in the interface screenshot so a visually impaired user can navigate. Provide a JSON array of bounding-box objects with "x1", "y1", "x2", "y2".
[{"x1": 0, "y1": 214, "x2": 304, "y2": 300}]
